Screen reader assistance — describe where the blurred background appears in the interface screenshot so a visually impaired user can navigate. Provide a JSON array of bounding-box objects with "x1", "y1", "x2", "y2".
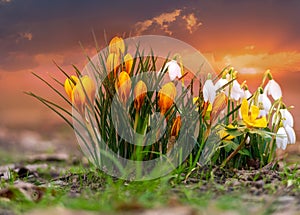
[{"x1": 0, "y1": 0, "x2": 299, "y2": 160}]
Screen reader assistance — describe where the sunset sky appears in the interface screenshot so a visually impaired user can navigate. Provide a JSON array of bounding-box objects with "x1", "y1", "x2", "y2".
[{"x1": 0, "y1": 0, "x2": 299, "y2": 135}]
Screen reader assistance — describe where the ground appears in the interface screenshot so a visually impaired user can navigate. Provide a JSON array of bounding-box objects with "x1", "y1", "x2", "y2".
[{"x1": 0, "y1": 127, "x2": 299, "y2": 215}]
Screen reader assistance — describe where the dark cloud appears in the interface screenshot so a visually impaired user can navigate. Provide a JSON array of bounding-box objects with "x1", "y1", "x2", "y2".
[{"x1": 0, "y1": 0, "x2": 299, "y2": 71}]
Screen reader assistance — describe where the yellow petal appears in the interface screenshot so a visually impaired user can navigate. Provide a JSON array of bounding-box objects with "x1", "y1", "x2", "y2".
[
  {"x1": 109, "y1": 36, "x2": 125, "y2": 54},
  {"x1": 64, "y1": 75, "x2": 79, "y2": 100},
  {"x1": 241, "y1": 99, "x2": 249, "y2": 121},
  {"x1": 116, "y1": 71, "x2": 131, "y2": 104},
  {"x1": 158, "y1": 82, "x2": 176, "y2": 114},
  {"x1": 72, "y1": 85, "x2": 85, "y2": 114},
  {"x1": 124, "y1": 53, "x2": 133, "y2": 74},
  {"x1": 80, "y1": 76, "x2": 96, "y2": 104},
  {"x1": 253, "y1": 117, "x2": 267, "y2": 128},
  {"x1": 250, "y1": 105, "x2": 260, "y2": 121},
  {"x1": 134, "y1": 80, "x2": 147, "y2": 111},
  {"x1": 106, "y1": 53, "x2": 120, "y2": 77}
]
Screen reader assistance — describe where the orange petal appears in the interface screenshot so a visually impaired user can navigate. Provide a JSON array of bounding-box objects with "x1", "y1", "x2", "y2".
[
  {"x1": 134, "y1": 80, "x2": 147, "y2": 111},
  {"x1": 124, "y1": 53, "x2": 133, "y2": 74}
]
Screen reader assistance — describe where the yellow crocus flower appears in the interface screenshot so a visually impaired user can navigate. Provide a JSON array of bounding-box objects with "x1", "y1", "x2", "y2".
[
  {"x1": 106, "y1": 53, "x2": 120, "y2": 77},
  {"x1": 158, "y1": 82, "x2": 176, "y2": 115},
  {"x1": 123, "y1": 53, "x2": 133, "y2": 74},
  {"x1": 134, "y1": 80, "x2": 147, "y2": 111},
  {"x1": 64, "y1": 75, "x2": 79, "y2": 100},
  {"x1": 68, "y1": 75, "x2": 96, "y2": 114},
  {"x1": 115, "y1": 71, "x2": 131, "y2": 105},
  {"x1": 241, "y1": 98, "x2": 267, "y2": 128},
  {"x1": 109, "y1": 36, "x2": 125, "y2": 54}
]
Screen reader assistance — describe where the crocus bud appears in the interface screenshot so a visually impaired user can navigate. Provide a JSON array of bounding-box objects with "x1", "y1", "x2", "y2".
[
  {"x1": 71, "y1": 76, "x2": 96, "y2": 114},
  {"x1": 109, "y1": 36, "x2": 125, "y2": 54},
  {"x1": 72, "y1": 85, "x2": 85, "y2": 114},
  {"x1": 106, "y1": 53, "x2": 120, "y2": 77},
  {"x1": 158, "y1": 82, "x2": 176, "y2": 115},
  {"x1": 124, "y1": 53, "x2": 133, "y2": 74},
  {"x1": 171, "y1": 115, "x2": 181, "y2": 137},
  {"x1": 64, "y1": 75, "x2": 79, "y2": 100},
  {"x1": 80, "y1": 76, "x2": 96, "y2": 104},
  {"x1": 210, "y1": 92, "x2": 228, "y2": 123},
  {"x1": 115, "y1": 71, "x2": 131, "y2": 105},
  {"x1": 134, "y1": 80, "x2": 147, "y2": 111}
]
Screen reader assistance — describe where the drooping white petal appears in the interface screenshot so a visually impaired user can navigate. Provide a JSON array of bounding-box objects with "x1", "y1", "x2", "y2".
[
  {"x1": 215, "y1": 78, "x2": 228, "y2": 95},
  {"x1": 165, "y1": 60, "x2": 182, "y2": 81},
  {"x1": 259, "y1": 109, "x2": 267, "y2": 118},
  {"x1": 271, "y1": 112, "x2": 281, "y2": 126},
  {"x1": 276, "y1": 127, "x2": 288, "y2": 150},
  {"x1": 284, "y1": 125, "x2": 296, "y2": 144},
  {"x1": 243, "y1": 89, "x2": 252, "y2": 99},
  {"x1": 258, "y1": 93, "x2": 272, "y2": 112},
  {"x1": 203, "y1": 79, "x2": 216, "y2": 104},
  {"x1": 230, "y1": 80, "x2": 244, "y2": 101},
  {"x1": 264, "y1": 79, "x2": 282, "y2": 100},
  {"x1": 280, "y1": 109, "x2": 294, "y2": 127}
]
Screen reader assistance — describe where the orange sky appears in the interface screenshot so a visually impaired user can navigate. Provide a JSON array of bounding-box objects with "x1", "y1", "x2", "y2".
[{"x1": 0, "y1": 0, "x2": 299, "y2": 135}]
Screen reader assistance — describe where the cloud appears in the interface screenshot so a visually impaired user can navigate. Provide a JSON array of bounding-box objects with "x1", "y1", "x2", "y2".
[
  {"x1": 133, "y1": 8, "x2": 202, "y2": 35},
  {"x1": 0, "y1": 0, "x2": 12, "y2": 3},
  {"x1": 217, "y1": 52, "x2": 300, "y2": 74},
  {"x1": 182, "y1": 13, "x2": 202, "y2": 34},
  {"x1": 17, "y1": 32, "x2": 33, "y2": 42}
]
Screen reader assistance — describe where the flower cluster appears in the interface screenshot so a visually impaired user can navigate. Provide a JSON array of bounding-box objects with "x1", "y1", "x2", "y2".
[
  {"x1": 201, "y1": 68, "x2": 296, "y2": 167},
  {"x1": 30, "y1": 35, "x2": 297, "y2": 171}
]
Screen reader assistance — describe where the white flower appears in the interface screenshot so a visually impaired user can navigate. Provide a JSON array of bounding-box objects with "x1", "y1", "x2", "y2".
[
  {"x1": 285, "y1": 125, "x2": 296, "y2": 144},
  {"x1": 276, "y1": 125, "x2": 296, "y2": 150},
  {"x1": 264, "y1": 79, "x2": 282, "y2": 100},
  {"x1": 215, "y1": 78, "x2": 228, "y2": 93},
  {"x1": 276, "y1": 127, "x2": 288, "y2": 150},
  {"x1": 280, "y1": 109, "x2": 294, "y2": 127},
  {"x1": 243, "y1": 89, "x2": 252, "y2": 99},
  {"x1": 203, "y1": 79, "x2": 216, "y2": 104},
  {"x1": 230, "y1": 80, "x2": 244, "y2": 101},
  {"x1": 259, "y1": 109, "x2": 267, "y2": 118},
  {"x1": 165, "y1": 60, "x2": 182, "y2": 81},
  {"x1": 258, "y1": 93, "x2": 271, "y2": 113}
]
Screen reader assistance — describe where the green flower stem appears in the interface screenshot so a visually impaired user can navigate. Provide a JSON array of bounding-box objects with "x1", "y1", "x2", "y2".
[{"x1": 221, "y1": 132, "x2": 249, "y2": 168}]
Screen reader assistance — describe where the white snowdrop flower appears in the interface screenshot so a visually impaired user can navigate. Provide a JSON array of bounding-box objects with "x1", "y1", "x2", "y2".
[
  {"x1": 276, "y1": 127, "x2": 288, "y2": 150},
  {"x1": 280, "y1": 109, "x2": 294, "y2": 127},
  {"x1": 271, "y1": 112, "x2": 280, "y2": 126},
  {"x1": 285, "y1": 125, "x2": 296, "y2": 144},
  {"x1": 264, "y1": 79, "x2": 282, "y2": 100},
  {"x1": 165, "y1": 60, "x2": 182, "y2": 81},
  {"x1": 230, "y1": 80, "x2": 244, "y2": 101},
  {"x1": 243, "y1": 89, "x2": 252, "y2": 99},
  {"x1": 258, "y1": 93, "x2": 272, "y2": 113},
  {"x1": 215, "y1": 78, "x2": 228, "y2": 94},
  {"x1": 259, "y1": 109, "x2": 267, "y2": 118},
  {"x1": 203, "y1": 79, "x2": 216, "y2": 104}
]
